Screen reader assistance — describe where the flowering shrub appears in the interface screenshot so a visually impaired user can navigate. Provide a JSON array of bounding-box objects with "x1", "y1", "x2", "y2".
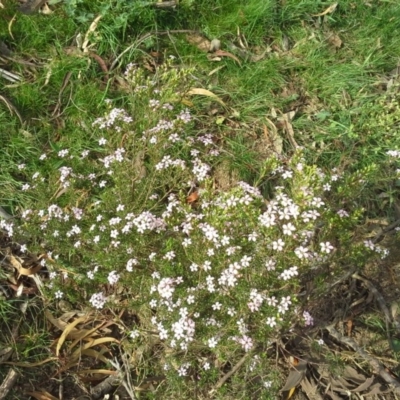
[{"x1": 3, "y1": 59, "x2": 394, "y2": 396}]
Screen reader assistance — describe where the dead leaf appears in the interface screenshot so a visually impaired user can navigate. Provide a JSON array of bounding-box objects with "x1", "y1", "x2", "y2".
[
  {"x1": 78, "y1": 369, "x2": 118, "y2": 375},
  {"x1": 208, "y1": 65, "x2": 226, "y2": 76},
  {"x1": 186, "y1": 88, "x2": 226, "y2": 106},
  {"x1": 212, "y1": 50, "x2": 241, "y2": 65},
  {"x1": 264, "y1": 120, "x2": 282, "y2": 154},
  {"x1": 328, "y1": 34, "x2": 342, "y2": 48},
  {"x1": 187, "y1": 192, "x2": 199, "y2": 204},
  {"x1": 67, "y1": 322, "x2": 105, "y2": 353},
  {"x1": 346, "y1": 319, "x2": 353, "y2": 336},
  {"x1": 8, "y1": 254, "x2": 42, "y2": 277},
  {"x1": 209, "y1": 39, "x2": 221, "y2": 52},
  {"x1": 26, "y1": 390, "x2": 58, "y2": 400},
  {"x1": 56, "y1": 315, "x2": 92, "y2": 356},
  {"x1": 186, "y1": 33, "x2": 211, "y2": 52},
  {"x1": 208, "y1": 56, "x2": 222, "y2": 62},
  {"x1": 40, "y1": 3, "x2": 53, "y2": 14},
  {"x1": 80, "y1": 349, "x2": 110, "y2": 364},
  {"x1": 70, "y1": 337, "x2": 120, "y2": 361},
  {"x1": 1, "y1": 357, "x2": 58, "y2": 367},
  {"x1": 279, "y1": 111, "x2": 299, "y2": 149},
  {"x1": 82, "y1": 14, "x2": 102, "y2": 53},
  {"x1": 281, "y1": 358, "x2": 308, "y2": 392},
  {"x1": 312, "y1": 3, "x2": 338, "y2": 17},
  {"x1": 300, "y1": 376, "x2": 324, "y2": 400}
]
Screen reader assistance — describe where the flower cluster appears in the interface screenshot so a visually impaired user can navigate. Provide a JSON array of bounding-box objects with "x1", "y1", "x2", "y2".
[{"x1": 7, "y1": 59, "x2": 391, "y2": 394}]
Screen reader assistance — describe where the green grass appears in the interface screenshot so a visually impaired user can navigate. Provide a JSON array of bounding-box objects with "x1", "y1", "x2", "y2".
[{"x1": 1, "y1": 0, "x2": 400, "y2": 398}]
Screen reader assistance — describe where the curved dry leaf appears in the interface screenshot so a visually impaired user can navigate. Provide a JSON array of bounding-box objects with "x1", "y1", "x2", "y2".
[
  {"x1": 281, "y1": 359, "x2": 308, "y2": 392},
  {"x1": 213, "y1": 50, "x2": 241, "y2": 65},
  {"x1": 1, "y1": 357, "x2": 58, "y2": 367},
  {"x1": 67, "y1": 322, "x2": 104, "y2": 353},
  {"x1": 26, "y1": 391, "x2": 58, "y2": 400},
  {"x1": 312, "y1": 3, "x2": 338, "y2": 17},
  {"x1": 342, "y1": 366, "x2": 367, "y2": 384},
  {"x1": 364, "y1": 382, "x2": 391, "y2": 397},
  {"x1": 186, "y1": 191, "x2": 199, "y2": 204},
  {"x1": 82, "y1": 14, "x2": 102, "y2": 53},
  {"x1": 56, "y1": 315, "x2": 91, "y2": 356},
  {"x1": 352, "y1": 376, "x2": 375, "y2": 392},
  {"x1": 186, "y1": 88, "x2": 226, "y2": 106},
  {"x1": 81, "y1": 337, "x2": 120, "y2": 349},
  {"x1": 80, "y1": 349, "x2": 110, "y2": 364},
  {"x1": 70, "y1": 337, "x2": 120, "y2": 361},
  {"x1": 9, "y1": 254, "x2": 42, "y2": 277},
  {"x1": 78, "y1": 369, "x2": 118, "y2": 375},
  {"x1": 300, "y1": 376, "x2": 323, "y2": 400}
]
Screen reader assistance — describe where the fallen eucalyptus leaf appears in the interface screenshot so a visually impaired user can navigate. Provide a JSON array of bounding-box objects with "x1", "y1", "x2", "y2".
[{"x1": 186, "y1": 88, "x2": 226, "y2": 106}]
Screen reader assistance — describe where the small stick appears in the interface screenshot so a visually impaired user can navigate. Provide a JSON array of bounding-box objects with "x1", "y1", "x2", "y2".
[
  {"x1": 209, "y1": 354, "x2": 249, "y2": 396},
  {"x1": 0, "y1": 369, "x2": 19, "y2": 400},
  {"x1": 0, "y1": 67, "x2": 22, "y2": 83}
]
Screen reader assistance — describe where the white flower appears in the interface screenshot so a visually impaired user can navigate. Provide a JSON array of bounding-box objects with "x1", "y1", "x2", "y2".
[
  {"x1": 311, "y1": 197, "x2": 324, "y2": 208},
  {"x1": 58, "y1": 149, "x2": 69, "y2": 157},
  {"x1": 337, "y1": 209, "x2": 349, "y2": 217},
  {"x1": 295, "y1": 246, "x2": 309, "y2": 259},
  {"x1": 282, "y1": 170, "x2": 293, "y2": 179},
  {"x1": 265, "y1": 259, "x2": 276, "y2": 271},
  {"x1": 207, "y1": 337, "x2": 218, "y2": 348},
  {"x1": 212, "y1": 302, "x2": 222, "y2": 311},
  {"x1": 320, "y1": 241, "x2": 334, "y2": 253},
  {"x1": 272, "y1": 239, "x2": 285, "y2": 251},
  {"x1": 108, "y1": 270, "x2": 120, "y2": 285},
  {"x1": 163, "y1": 251, "x2": 176, "y2": 261},
  {"x1": 189, "y1": 263, "x2": 198, "y2": 272},
  {"x1": 182, "y1": 238, "x2": 192, "y2": 247},
  {"x1": 203, "y1": 362, "x2": 210, "y2": 370},
  {"x1": 157, "y1": 278, "x2": 175, "y2": 299},
  {"x1": 90, "y1": 292, "x2": 107, "y2": 309},
  {"x1": 129, "y1": 330, "x2": 140, "y2": 339},
  {"x1": 282, "y1": 223, "x2": 296, "y2": 236},
  {"x1": 248, "y1": 232, "x2": 258, "y2": 242}
]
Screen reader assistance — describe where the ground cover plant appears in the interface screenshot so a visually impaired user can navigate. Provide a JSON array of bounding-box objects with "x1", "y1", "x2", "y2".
[{"x1": 1, "y1": 0, "x2": 400, "y2": 399}]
